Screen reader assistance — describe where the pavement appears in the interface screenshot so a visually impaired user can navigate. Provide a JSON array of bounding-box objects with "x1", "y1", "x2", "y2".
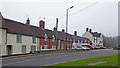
[{"x1": 1, "y1": 49, "x2": 118, "y2": 68}]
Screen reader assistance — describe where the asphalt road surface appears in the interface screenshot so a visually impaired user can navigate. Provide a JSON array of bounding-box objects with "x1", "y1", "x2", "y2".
[{"x1": 1, "y1": 49, "x2": 118, "y2": 68}]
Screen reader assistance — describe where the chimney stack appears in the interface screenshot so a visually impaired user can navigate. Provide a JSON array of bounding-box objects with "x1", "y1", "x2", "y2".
[
  {"x1": 53, "y1": 27, "x2": 57, "y2": 31},
  {"x1": 26, "y1": 18, "x2": 30, "y2": 25},
  {"x1": 62, "y1": 29, "x2": 65, "y2": 32},
  {"x1": 39, "y1": 20, "x2": 45, "y2": 29},
  {"x1": 86, "y1": 28, "x2": 89, "y2": 32},
  {"x1": 74, "y1": 31, "x2": 77, "y2": 36},
  {"x1": 89, "y1": 29, "x2": 92, "y2": 32}
]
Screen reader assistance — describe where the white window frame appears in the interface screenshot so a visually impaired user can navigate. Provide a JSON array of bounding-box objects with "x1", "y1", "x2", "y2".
[
  {"x1": 52, "y1": 35, "x2": 55, "y2": 42},
  {"x1": 16, "y1": 35, "x2": 22, "y2": 43},
  {"x1": 44, "y1": 45, "x2": 48, "y2": 49},
  {"x1": 61, "y1": 44, "x2": 64, "y2": 49},
  {"x1": 32, "y1": 37, "x2": 36, "y2": 44},
  {"x1": 52, "y1": 46, "x2": 56, "y2": 49},
  {"x1": 44, "y1": 34, "x2": 48, "y2": 41},
  {"x1": 81, "y1": 40, "x2": 83, "y2": 43}
]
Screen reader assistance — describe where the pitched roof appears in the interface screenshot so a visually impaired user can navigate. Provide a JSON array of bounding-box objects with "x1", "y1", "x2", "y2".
[
  {"x1": 90, "y1": 32, "x2": 101, "y2": 38},
  {"x1": 2, "y1": 18, "x2": 43, "y2": 37},
  {"x1": 1, "y1": 14, "x2": 91, "y2": 42}
]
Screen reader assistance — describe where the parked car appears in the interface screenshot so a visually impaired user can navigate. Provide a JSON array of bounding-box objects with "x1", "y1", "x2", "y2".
[
  {"x1": 72, "y1": 45, "x2": 90, "y2": 50},
  {"x1": 100, "y1": 46, "x2": 106, "y2": 49},
  {"x1": 94, "y1": 46, "x2": 100, "y2": 49},
  {"x1": 82, "y1": 45, "x2": 94, "y2": 50},
  {"x1": 82, "y1": 46, "x2": 90, "y2": 50}
]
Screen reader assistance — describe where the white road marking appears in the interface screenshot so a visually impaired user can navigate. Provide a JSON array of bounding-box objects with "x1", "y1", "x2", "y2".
[{"x1": 47, "y1": 55, "x2": 69, "y2": 58}]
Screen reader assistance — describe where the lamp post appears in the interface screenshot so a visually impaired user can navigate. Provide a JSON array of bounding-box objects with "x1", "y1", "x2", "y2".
[{"x1": 66, "y1": 6, "x2": 74, "y2": 50}]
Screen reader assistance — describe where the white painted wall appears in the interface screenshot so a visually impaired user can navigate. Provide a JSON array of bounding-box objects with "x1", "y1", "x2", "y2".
[
  {"x1": 82, "y1": 31, "x2": 94, "y2": 44},
  {"x1": 0, "y1": 29, "x2": 7, "y2": 56},
  {"x1": 82, "y1": 31, "x2": 103, "y2": 46},
  {"x1": 7, "y1": 33, "x2": 38, "y2": 55}
]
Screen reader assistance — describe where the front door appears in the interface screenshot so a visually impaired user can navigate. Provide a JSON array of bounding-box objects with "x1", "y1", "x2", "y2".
[{"x1": 7, "y1": 45, "x2": 12, "y2": 55}]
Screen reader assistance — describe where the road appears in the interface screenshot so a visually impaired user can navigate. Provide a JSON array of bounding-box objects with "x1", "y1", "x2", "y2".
[{"x1": 1, "y1": 49, "x2": 118, "y2": 68}]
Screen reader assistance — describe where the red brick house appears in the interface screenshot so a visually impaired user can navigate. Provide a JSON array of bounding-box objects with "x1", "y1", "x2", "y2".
[{"x1": 38, "y1": 20, "x2": 92, "y2": 50}]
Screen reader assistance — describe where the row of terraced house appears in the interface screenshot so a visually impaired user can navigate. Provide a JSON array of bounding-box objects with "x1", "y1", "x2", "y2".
[{"x1": 0, "y1": 12, "x2": 104, "y2": 56}]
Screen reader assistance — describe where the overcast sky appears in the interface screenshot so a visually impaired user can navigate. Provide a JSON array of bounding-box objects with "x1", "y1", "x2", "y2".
[{"x1": 0, "y1": 0, "x2": 119, "y2": 37}]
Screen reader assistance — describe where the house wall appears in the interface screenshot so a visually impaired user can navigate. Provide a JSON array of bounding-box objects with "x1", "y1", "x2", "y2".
[
  {"x1": 7, "y1": 33, "x2": 38, "y2": 55},
  {"x1": 0, "y1": 29, "x2": 7, "y2": 56},
  {"x1": 98, "y1": 35, "x2": 104, "y2": 46},
  {"x1": 82, "y1": 31, "x2": 94, "y2": 44},
  {"x1": 82, "y1": 31, "x2": 104, "y2": 46},
  {"x1": 60, "y1": 40, "x2": 72, "y2": 50},
  {"x1": 40, "y1": 38, "x2": 59, "y2": 50}
]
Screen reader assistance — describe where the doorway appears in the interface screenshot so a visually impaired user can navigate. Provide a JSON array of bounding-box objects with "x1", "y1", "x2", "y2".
[{"x1": 7, "y1": 45, "x2": 12, "y2": 55}]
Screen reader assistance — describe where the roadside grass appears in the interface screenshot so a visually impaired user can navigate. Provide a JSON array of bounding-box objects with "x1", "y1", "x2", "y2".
[
  {"x1": 35, "y1": 50, "x2": 89, "y2": 55},
  {"x1": 42, "y1": 54, "x2": 119, "y2": 68}
]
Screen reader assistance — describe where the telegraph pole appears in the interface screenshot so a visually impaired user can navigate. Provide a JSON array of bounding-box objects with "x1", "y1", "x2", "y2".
[{"x1": 56, "y1": 18, "x2": 58, "y2": 50}]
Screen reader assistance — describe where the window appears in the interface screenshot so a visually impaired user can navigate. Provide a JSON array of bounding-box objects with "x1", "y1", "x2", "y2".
[
  {"x1": 32, "y1": 37, "x2": 36, "y2": 44},
  {"x1": 44, "y1": 34, "x2": 48, "y2": 41},
  {"x1": 100, "y1": 40, "x2": 103, "y2": 43},
  {"x1": 52, "y1": 46, "x2": 56, "y2": 49},
  {"x1": 16, "y1": 35, "x2": 22, "y2": 43},
  {"x1": 44, "y1": 45, "x2": 48, "y2": 49},
  {"x1": 81, "y1": 40, "x2": 83, "y2": 43},
  {"x1": 84, "y1": 40, "x2": 87, "y2": 43},
  {"x1": 67, "y1": 45, "x2": 69, "y2": 49},
  {"x1": 78, "y1": 40, "x2": 80, "y2": 43},
  {"x1": 67, "y1": 39, "x2": 69, "y2": 41},
  {"x1": 22, "y1": 45, "x2": 26, "y2": 53},
  {"x1": 61, "y1": 44, "x2": 64, "y2": 49},
  {"x1": 72, "y1": 46, "x2": 74, "y2": 48},
  {"x1": 31, "y1": 45, "x2": 36, "y2": 52},
  {"x1": 52, "y1": 35, "x2": 55, "y2": 42}
]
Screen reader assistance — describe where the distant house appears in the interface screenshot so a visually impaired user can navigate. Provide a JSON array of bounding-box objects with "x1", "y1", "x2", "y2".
[{"x1": 82, "y1": 28, "x2": 104, "y2": 47}]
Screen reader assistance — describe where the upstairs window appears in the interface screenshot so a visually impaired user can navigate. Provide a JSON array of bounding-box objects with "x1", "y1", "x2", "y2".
[
  {"x1": 81, "y1": 40, "x2": 83, "y2": 43},
  {"x1": 16, "y1": 35, "x2": 22, "y2": 43},
  {"x1": 32, "y1": 37, "x2": 36, "y2": 44},
  {"x1": 94, "y1": 37, "x2": 97, "y2": 43},
  {"x1": 52, "y1": 35, "x2": 55, "y2": 42},
  {"x1": 78, "y1": 40, "x2": 80, "y2": 43},
  {"x1": 84, "y1": 40, "x2": 87, "y2": 43},
  {"x1": 44, "y1": 34, "x2": 48, "y2": 41},
  {"x1": 62, "y1": 37, "x2": 65, "y2": 41}
]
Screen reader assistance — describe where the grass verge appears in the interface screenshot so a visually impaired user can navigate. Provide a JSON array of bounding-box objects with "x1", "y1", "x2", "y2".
[{"x1": 42, "y1": 54, "x2": 119, "y2": 68}]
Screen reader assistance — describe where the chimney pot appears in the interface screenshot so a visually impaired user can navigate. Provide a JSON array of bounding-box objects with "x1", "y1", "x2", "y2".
[
  {"x1": 89, "y1": 29, "x2": 92, "y2": 32},
  {"x1": 53, "y1": 27, "x2": 57, "y2": 31},
  {"x1": 86, "y1": 28, "x2": 89, "y2": 32},
  {"x1": 39, "y1": 20, "x2": 45, "y2": 29},
  {"x1": 26, "y1": 18, "x2": 30, "y2": 25},
  {"x1": 74, "y1": 31, "x2": 77, "y2": 36},
  {"x1": 62, "y1": 29, "x2": 65, "y2": 32}
]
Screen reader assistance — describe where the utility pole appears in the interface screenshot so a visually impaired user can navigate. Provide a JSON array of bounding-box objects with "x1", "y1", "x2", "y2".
[{"x1": 56, "y1": 18, "x2": 58, "y2": 50}]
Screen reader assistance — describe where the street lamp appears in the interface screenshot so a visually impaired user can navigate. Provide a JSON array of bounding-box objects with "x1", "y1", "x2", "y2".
[{"x1": 66, "y1": 6, "x2": 74, "y2": 50}]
